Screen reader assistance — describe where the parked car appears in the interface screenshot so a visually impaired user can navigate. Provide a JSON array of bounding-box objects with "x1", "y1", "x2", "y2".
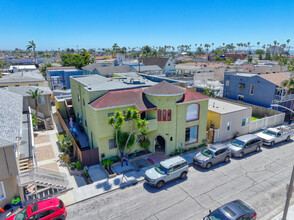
[
  {"x1": 144, "y1": 156, "x2": 188, "y2": 189},
  {"x1": 194, "y1": 144, "x2": 231, "y2": 169},
  {"x1": 228, "y1": 134, "x2": 262, "y2": 158},
  {"x1": 6, "y1": 198, "x2": 67, "y2": 220},
  {"x1": 203, "y1": 199, "x2": 257, "y2": 220},
  {"x1": 256, "y1": 125, "x2": 294, "y2": 146}
]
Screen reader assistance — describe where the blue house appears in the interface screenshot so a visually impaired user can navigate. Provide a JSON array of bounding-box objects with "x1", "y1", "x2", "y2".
[
  {"x1": 223, "y1": 72, "x2": 294, "y2": 112},
  {"x1": 46, "y1": 67, "x2": 83, "y2": 90}
]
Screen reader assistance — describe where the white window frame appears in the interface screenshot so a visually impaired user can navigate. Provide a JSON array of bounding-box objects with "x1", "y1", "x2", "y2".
[
  {"x1": 226, "y1": 121, "x2": 231, "y2": 131},
  {"x1": 0, "y1": 182, "x2": 6, "y2": 202},
  {"x1": 250, "y1": 84, "x2": 255, "y2": 95},
  {"x1": 238, "y1": 95, "x2": 244, "y2": 101}
]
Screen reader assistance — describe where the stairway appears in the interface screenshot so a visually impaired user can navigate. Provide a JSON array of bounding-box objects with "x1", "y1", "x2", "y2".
[
  {"x1": 19, "y1": 158, "x2": 33, "y2": 172},
  {"x1": 44, "y1": 117, "x2": 54, "y2": 130},
  {"x1": 20, "y1": 167, "x2": 71, "y2": 204}
]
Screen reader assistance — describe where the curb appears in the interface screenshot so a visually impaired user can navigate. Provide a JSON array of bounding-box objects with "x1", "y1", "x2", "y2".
[{"x1": 66, "y1": 178, "x2": 145, "y2": 207}]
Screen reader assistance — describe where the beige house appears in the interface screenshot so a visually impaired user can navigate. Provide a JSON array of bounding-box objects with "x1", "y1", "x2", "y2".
[{"x1": 207, "y1": 99, "x2": 252, "y2": 142}]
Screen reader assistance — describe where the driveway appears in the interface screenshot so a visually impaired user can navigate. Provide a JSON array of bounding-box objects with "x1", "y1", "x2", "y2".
[{"x1": 66, "y1": 140, "x2": 294, "y2": 220}]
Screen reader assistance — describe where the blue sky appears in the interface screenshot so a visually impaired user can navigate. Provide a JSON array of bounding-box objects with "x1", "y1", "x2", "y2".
[{"x1": 0, "y1": 0, "x2": 293, "y2": 50}]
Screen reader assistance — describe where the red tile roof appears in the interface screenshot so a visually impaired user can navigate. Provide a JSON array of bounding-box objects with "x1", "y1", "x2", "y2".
[
  {"x1": 177, "y1": 89, "x2": 209, "y2": 103},
  {"x1": 143, "y1": 81, "x2": 186, "y2": 95},
  {"x1": 90, "y1": 88, "x2": 156, "y2": 111},
  {"x1": 259, "y1": 73, "x2": 291, "y2": 87}
]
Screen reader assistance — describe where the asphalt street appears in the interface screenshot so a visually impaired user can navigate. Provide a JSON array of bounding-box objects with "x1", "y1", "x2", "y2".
[{"x1": 67, "y1": 140, "x2": 294, "y2": 220}]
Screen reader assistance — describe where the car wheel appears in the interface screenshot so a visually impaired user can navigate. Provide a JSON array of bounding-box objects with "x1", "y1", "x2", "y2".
[
  {"x1": 206, "y1": 162, "x2": 212, "y2": 169},
  {"x1": 180, "y1": 172, "x2": 187, "y2": 179},
  {"x1": 286, "y1": 136, "x2": 290, "y2": 141},
  {"x1": 240, "y1": 152, "x2": 244, "y2": 157},
  {"x1": 156, "y1": 181, "x2": 164, "y2": 189},
  {"x1": 224, "y1": 156, "x2": 230, "y2": 163},
  {"x1": 256, "y1": 146, "x2": 261, "y2": 152},
  {"x1": 271, "y1": 141, "x2": 275, "y2": 146}
]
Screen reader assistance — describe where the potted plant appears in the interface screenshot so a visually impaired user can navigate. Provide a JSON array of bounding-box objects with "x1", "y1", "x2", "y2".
[{"x1": 101, "y1": 159, "x2": 116, "y2": 178}]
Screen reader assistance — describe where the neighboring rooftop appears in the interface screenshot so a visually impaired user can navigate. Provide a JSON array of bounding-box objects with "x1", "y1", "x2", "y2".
[
  {"x1": 142, "y1": 57, "x2": 169, "y2": 69},
  {"x1": 95, "y1": 66, "x2": 133, "y2": 76},
  {"x1": 3, "y1": 86, "x2": 52, "y2": 96},
  {"x1": 71, "y1": 74, "x2": 156, "y2": 92},
  {"x1": 47, "y1": 66, "x2": 79, "y2": 72},
  {"x1": 208, "y1": 98, "x2": 251, "y2": 114},
  {"x1": 0, "y1": 90, "x2": 23, "y2": 147},
  {"x1": 259, "y1": 73, "x2": 291, "y2": 87},
  {"x1": 132, "y1": 65, "x2": 162, "y2": 72},
  {"x1": 143, "y1": 81, "x2": 186, "y2": 96},
  {"x1": 90, "y1": 88, "x2": 156, "y2": 111},
  {"x1": 177, "y1": 89, "x2": 209, "y2": 104},
  {"x1": 0, "y1": 70, "x2": 45, "y2": 84}
]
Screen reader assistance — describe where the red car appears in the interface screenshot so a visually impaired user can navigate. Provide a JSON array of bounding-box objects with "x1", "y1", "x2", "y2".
[{"x1": 6, "y1": 198, "x2": 67, "y2": 220}]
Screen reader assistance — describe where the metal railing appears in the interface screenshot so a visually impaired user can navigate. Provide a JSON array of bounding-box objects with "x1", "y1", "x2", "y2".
[{"x1": 273, "y1": 94, "x2": 294, "y2": 102}]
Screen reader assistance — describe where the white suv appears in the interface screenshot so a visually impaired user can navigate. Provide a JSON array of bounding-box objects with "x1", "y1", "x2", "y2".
[{"x1": 144, "y1": 156, "x2": 188, "y2": 189}]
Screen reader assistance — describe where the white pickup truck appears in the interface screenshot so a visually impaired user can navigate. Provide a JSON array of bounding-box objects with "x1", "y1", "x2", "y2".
[{"x1": 256, "y1": 126, "x2": 294, "y2": 146}]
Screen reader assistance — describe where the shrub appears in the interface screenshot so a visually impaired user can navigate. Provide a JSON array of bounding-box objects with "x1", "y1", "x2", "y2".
[
  {"x1": 60, "y1": 154, "x2": 70, "y2": 164},
  {"x1": 83, "y1": 170, "x2": 90, "y2": 178},
  {"x1": 109, "y1": 156, "x2": 120, "y2": 163},
  {"x1": 75, "y1": 161, "x2": 82, "y2": 170},
  {"x1": 101, "y1": 159, "x2": 113, "y2": 170},
  {"x1": 139, "y1": 138, "x2": 150, "y2": 149}
]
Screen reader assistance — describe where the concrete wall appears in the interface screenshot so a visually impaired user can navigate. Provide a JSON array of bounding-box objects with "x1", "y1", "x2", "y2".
[
  {"x1": 25, "y1": 94, "x2": 52, "y2": 118},
  {"x1": 0, "y1": 176, "x2": 19, "y2": 208},
  {"x1": 223, "y1": 74, "x2": 276, "y2": 108}
]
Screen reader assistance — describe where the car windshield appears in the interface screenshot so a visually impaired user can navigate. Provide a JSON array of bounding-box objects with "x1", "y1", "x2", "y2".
[
  {"x1": 263, "y1": 129, "x2": 277, "y2": 137},
  {"x1": 208, "y1": 209, "x2": 230, "y2": 220},
  {"x1": 14, "y1": 208, "x2": 28, "y2": 220},
  {"x1": 201, "y1": 149, "x2": 214, "y2": 157},
  {"x1": 231, "y1": 139, "x2": 245, "y2": 148},
  {"x1": 155, "y1": 163, "x2": 167, "y2": 174}
]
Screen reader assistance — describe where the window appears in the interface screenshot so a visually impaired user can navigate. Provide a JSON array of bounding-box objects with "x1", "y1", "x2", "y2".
[
  {"x1": 83, "y1": 99, "x2": 85, "y2": 106},
  {"x1": 109, "y1": 139, "x2": 117, "y2": 150},
  {"x1": 38, "y1": 96, "x2": 45, "y2": 105},
  {"x1": 77, "y1": 94, "x2": 80, "y2": 102},
  {"x1": 227, "y1": 122, "x2": 231, "y2": 131},
  {"x1": 185, "y1": 126, "x2": 198, "y2": 145},
  {"x1": 250, "y1": 84, "x2": 255, "y2": 95},
  {"x1": 186, "y1": 104, "x2": 199, "y2": 121},
  {"x1": 238, "y1": 95, "x2": 244, "y2": 101},
  {"x1": 226, "y1": 80, "x2": 230, "y2": 86},
  {"x1": 39, "y1": 210, "x2": 54, "y2": 219},
  {"x1": 157, "y1": 110, "x2": 162, "y2": 121},
  {"x1": 28, "y1": 215, "x2": 38, "y2": 220},
  {"x1": 242, "y1": 118, "x2": 246, "y2": 126},
  {"x1": 239, "y1": 83, "x2": 245, "y2": 89},
  {"x1": 162, "y1": 109, "x2": 167, "y2": 121},
  {"x1": 224, "y1": 93, "x2": 228, "y2": 98},
  {"x1": 0, "y1": 182, "x2": 6, "y2": 201},
  {"x1": 29, "y1": 84, "x2": 38, "y2": 86},
  {"x1": 167, "y1": 110, "x2": 172, "y2": 121},
  {"x1": 15, "y1": 85, "x2": 20, "y2": 87}
]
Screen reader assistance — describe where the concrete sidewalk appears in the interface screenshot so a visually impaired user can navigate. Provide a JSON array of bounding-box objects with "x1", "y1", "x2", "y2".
[{"x1": 272, "y1": 204, "x2": 294, "y2": 220}]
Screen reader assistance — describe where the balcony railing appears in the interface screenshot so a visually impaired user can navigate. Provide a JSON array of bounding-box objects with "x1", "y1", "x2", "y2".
[{"x1": 273, "y1": 94, "x2": 294, "y2": 102}]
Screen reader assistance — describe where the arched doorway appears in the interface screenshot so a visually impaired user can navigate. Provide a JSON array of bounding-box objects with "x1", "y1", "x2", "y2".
[{"x1": 155, "y1": 135, "x2": 165, "y2": 153}]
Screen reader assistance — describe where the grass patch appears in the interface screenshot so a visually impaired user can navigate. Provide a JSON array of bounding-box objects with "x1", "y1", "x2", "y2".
[
  {"x1": 251, "y1": 116, "x2": 260, "y2": 121},
  {"x1": 113, "y1": 74, "x2": 121, "y2": 78}
]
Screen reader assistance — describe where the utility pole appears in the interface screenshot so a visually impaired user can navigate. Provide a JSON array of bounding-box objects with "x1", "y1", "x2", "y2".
[{"x1": 282, "y1": 165, "x2": 294, "y2": 220}]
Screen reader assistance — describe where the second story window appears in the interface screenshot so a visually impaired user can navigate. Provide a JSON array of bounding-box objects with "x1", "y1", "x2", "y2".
[
  {"x1": 186, "y1": 104, "x2": 199, "y2": 121},
  {"x1": 83, "y1": 99, "x2": 85, "y2": 106},
  {"x1": 162, "y1": 110, "x2": 167, "y2": 121},
  {"x1": 157, "y1": 110, "x2": 162, "y2": 121},
  {"x1": 167, "y1": 110, "x2": 172, "y2": 121},
  {"x1": 239, "y1": 83, "x2": 245, "y2": 89},
  {"x1": 250, "y1": 85, "x2": 255, "y2": 95},
  {"x1": 78, "y1": 94, "x2": 80, "y2": 102},
  {"x1": 226, "y1": 80, "x2": 230, "y2": 86}
]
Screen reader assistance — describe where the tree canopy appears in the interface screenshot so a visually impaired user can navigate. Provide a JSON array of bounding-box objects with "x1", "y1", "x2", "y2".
[{"x1": 61, "y1": 49, "x2": 94, "y2": 69}]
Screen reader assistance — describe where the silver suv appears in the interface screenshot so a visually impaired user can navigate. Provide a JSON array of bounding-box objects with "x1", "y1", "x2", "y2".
[
  {"x1": 228, "y1": 134, "x2": 262, "y2": 158},
  {"x1": 194, "y1": 145, "x2": 231, "y2": 169},
  {"x1": 144, "y1": 156, "x2": 188, "y2": 189}
]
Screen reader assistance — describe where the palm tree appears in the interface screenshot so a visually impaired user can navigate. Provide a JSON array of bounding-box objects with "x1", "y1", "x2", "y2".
[
  {"x1": 26, "y1": 40, "x2": 36, "y2": 63},
  {"x1": 26, "y1": 88, "x2": 43, "y2": 118},
  {"x1": 112, "y1": 43, "x2": 119, "y2": 55},
  {"x1": 287, "y1": 39, "x2": 291, "y2": 57},
  {"x1": 281, "y1": 78, "x2": 294, "y2": 94},
  {"x1": 257, "y1": 41, "x2": 260, "y2": 49},
  {"x1": 273, "y1": 40, "x2": 278, "y2": 54}
]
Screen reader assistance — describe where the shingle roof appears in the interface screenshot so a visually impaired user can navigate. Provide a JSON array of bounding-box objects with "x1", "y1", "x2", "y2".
[
  {"x1": 0, "y1": 70, "x2": 45, "y2": 84},
  {"x1": 47, "y1": 66, "x2": 76, "y2": 70},
  {"x1": 177, "y1": 89, "x2": 209, "y2": 104},
  {"x1": 0, "y1": 90, "x2": 23, "y2": 147},
  {"x1": 82, "y1": 63, "x2": 115, "y2": 72},
  {"x1": 3, "y1": 86, "x2": 52, "y2": 96},
  {"x1": 90, "y1": 88, "x2": 156, "y2": 111},
  {"x1": 143, "y1": 81, "x2": 186, "y2": 96},
  {"x1": 142, "y1": 58, "x2": 169, "y2": 69},
  {"x1": 259, "y1": 73, "x2": 291, "y2": 87}
]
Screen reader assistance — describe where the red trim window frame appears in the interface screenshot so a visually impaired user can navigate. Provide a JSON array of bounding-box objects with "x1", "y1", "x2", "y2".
[
  {"x1": 185, "y1": 125, "x2": 199, "y2": 146},
  {"x1": 186, "y1": 103, "x2": 200, "y2": 122},
  {"x1": 157, "y1": 109, "x2": 162, "y2": 121},
  {"x1": 162, "y1": 109, "x2": 167, "y2": 121},
  {"x1": 167, "y1": 109, "x2": 172, "y2": 121}
]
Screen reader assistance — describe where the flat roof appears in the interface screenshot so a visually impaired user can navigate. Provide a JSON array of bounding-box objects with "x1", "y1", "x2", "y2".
[
  {"x1": 208, "y1": 99, "x2": 251, "y2": 114},
  {"x1": 71, "y1": 74, "x2": 156, "y2": 92}
]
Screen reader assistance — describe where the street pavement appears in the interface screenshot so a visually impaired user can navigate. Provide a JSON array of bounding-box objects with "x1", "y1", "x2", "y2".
[{"x1": 66, "y1": 140, "x2": 294, "y2": 220}]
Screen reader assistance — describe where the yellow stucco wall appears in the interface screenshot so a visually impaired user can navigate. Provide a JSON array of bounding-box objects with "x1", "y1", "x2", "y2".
[{"x1": 207, "y1": 110, "x2": 221, "y2": 130}]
